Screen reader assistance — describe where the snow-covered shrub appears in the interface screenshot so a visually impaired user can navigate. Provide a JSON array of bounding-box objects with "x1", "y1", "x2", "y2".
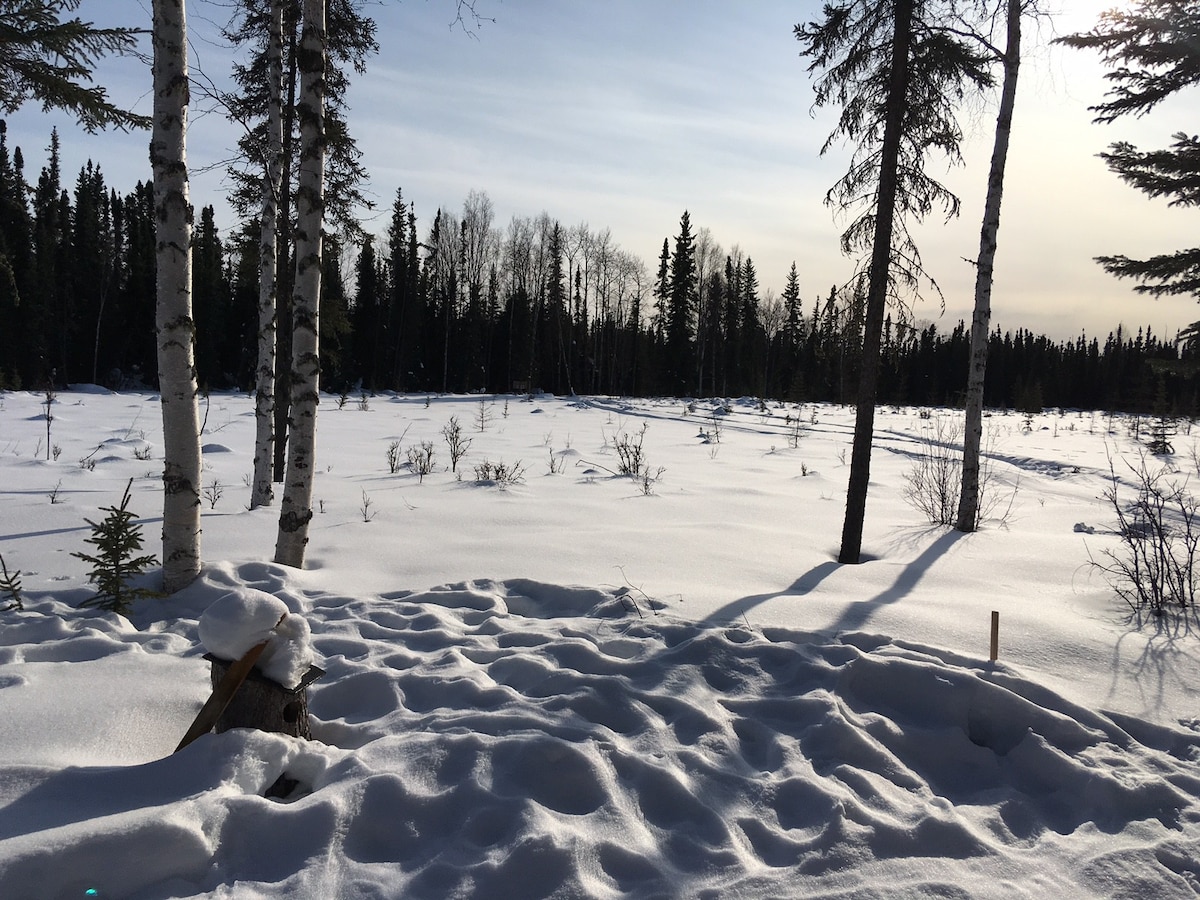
[
  {"x1": 1093, "y1": 453, "x2": 1199, "y2": 618},
  {"x1": 199, "y1": 589, "x2": 313, "y2": 689}
]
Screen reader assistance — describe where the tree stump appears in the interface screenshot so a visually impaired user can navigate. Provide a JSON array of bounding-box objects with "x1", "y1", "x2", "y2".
[{"x1": 206, "y1": 653, "x2": 324, "y2": 739}]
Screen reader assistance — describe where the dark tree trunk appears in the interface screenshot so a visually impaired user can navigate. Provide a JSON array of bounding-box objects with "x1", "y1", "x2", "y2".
[{"x1": 839, "y1": 0, "x2": 916, "y2": 564}]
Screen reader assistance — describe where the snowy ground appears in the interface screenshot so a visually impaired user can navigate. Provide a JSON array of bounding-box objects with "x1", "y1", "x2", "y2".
[{"x1": 2, "y1": 388, "x2": 1200, "y2": 898}]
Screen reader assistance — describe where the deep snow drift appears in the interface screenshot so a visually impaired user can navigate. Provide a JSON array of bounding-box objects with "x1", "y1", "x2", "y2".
[{"x1": 1, "y1": 389, "x2": 1199, "y2": 898}]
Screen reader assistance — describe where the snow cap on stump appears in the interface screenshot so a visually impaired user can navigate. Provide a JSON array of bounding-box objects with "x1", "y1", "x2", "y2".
[{"x1": 198, "y1": 589, "x2": 314, "y2": 689}]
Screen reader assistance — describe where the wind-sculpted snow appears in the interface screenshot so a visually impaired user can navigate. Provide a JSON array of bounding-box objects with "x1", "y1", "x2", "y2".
[
  {"x1": 3, "y1": 573, "x2": 1200, "y2": 897},
  {"x1": 6, "y1": 392, "x2": 1200, "y2": 897}
]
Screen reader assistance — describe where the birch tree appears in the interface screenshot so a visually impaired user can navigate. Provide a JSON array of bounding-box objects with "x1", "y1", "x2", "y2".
[
  {"x1": 274, "y1": 0, "x2": 325, "y2": 568},
  {"x1": 956, "y1": 0, "x2": 1023, "y2": 532},
  {"x1": 250, "y1": 0, "x2": 285, "y2": 510},
  {"x1": 796, "y1": 0, "x2": 991, "y2": 564},
  {"x1": 223, "y1": 0, "x2": 376, "y2": 488},
  {"x1": 151, "y1": 0, "x2": 202, "y2": 591}
]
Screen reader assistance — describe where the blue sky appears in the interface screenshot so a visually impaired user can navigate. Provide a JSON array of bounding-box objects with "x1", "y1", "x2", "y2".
[{"x1": 4, "y1": 0, "x2": 1196, "y2": 344}]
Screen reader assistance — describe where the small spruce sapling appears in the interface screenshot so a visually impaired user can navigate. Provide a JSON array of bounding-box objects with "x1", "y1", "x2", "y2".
[
  {"x1": 475, "y1": 398, "x2": 494, "y2": 432},
  {"x1": 0, "y1": 553, "x2": 24, "y2": 611},
  {"x1": 73, "y1": 478, "x2": 158, "y2": 614}
]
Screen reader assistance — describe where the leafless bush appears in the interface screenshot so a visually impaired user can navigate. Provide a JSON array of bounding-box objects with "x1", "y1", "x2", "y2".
[
  {"x1": 386, "y1": 441, "x2": 402, "y2": 474},
  {"x1": 903, "y1": 416, "x2": 1016, "y2": 529},
  {"x1": 442, "y1": 416, "x2": 472, "y2": 473},
  {"x1": 614, "y1": 424, "x2": 649, "y2": 477},
  {"x1": 639, "y1": 465, "x2": 665, "y2": 496},
  {"x1": 1091, "y1": 453, "x2": 1199, "y2": 618},
  {"x1": 708, "y1": 412, "x2": 723, "y2": 444},
  {"x1": 903, "y1": 417, "x2": 963, "y2": 526},
  {"x1": 474, "y1": 459, "x2": 526, "y2": 487},
  {"x1": 203, "y1": 479, "x2": 224, "y2": 509},
  {"x1": 407, "y1": 442, "x2": 436, "y2": 483}
]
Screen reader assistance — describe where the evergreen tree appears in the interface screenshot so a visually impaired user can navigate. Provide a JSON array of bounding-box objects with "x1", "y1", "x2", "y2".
[
  {"x1": 73, "y1": 479, "x2": 158, "y2": 615},
  {"x1": 1060, "y1": 1, "x2": 1200, "y2": 300},
  {"x1": 0, "y1": 0, "x2": 148, "y2": 132},
  {"x1": 666, "y1": 211, "x2": 697, "y2": 394},
  {"x1": 546, "y1": 221, "x2": 570, "y2": 394},
  {"x1": 386, "y1": 188, "x2": 422, "y2": 389},
  {"x1": 115, "y1": 181, "x2": 157, "y2": 384},
  {"x1": 30, "y1": 129, "x2": 65, "y2": 385},
  {"x1": 0, "y1": 121, "x2": 31, "y2": 388},
  {"x1": 351, "y1": 233, "x2": 382, "y2": 388},
  {"x1": 320, "y1": 238, "x2": 352, "y2": 385},
  {"x1": 796, "y1": 0, "x2": 992, "y2": 563},
  {"x1": 652, "y1": 238, "x2": 670, "y2": 347},
  {"x1": 722, "y1": 256, "x2": 743, "y2": 395},
  {"x1": 71, "y1": 160, "x2": 116, "y2": 385},
  {"x1": 781, "y1": 261, "x2": 804, "y2": 397},
  {"x1": 193, "y1": 206, "x2": 234, "y2": 388}
]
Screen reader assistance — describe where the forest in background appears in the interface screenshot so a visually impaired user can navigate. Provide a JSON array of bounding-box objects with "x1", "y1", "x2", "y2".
[{"x1": 1, "y1": 124, "x2": 1195, "y2": 417}]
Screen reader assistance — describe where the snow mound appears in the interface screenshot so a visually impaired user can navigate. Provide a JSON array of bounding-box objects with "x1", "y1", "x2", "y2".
[
  {"x1": 198, "y1": 589, "x2": 315, "y2": 689},
  {"x1": 3, "y1": 577, "x2": 1200, "y2": 897}
]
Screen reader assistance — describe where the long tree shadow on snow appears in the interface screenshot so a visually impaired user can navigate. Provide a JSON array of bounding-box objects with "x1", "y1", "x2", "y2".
[
  {"x1": 704, "y1": 529, "x2": 967, "y2": 635},
  {"x1": 699, "y1": 560, "x2": 841, "y2": 628}
]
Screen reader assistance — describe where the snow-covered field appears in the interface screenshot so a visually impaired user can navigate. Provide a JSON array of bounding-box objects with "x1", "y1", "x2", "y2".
[{"x1": 2, "y1": 388, "x2": 1200, "y2": 898}]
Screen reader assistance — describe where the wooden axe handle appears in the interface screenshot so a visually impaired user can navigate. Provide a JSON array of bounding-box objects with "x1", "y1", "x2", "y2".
[{"x1": 174, "y1": 639, "x2": 270, "y2": 753}]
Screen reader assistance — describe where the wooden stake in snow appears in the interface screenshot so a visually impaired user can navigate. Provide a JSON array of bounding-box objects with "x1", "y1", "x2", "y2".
[
  {"x1": 174, "y1": 639, "x2": 270, "y2": 753},
  {"x1": 989, "y1": 610, "x2": 1000, "y2": 662}
]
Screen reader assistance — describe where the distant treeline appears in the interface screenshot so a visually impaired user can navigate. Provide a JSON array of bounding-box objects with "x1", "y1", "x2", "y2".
[{"x1": 2, "y1": 129, "x2": 1197, "y2": 416}]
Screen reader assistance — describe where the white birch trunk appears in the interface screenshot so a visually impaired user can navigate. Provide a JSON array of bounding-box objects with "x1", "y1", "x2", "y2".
[
  {"x1": 274, "y1": 0, "x2": 325, "y2": 568},
  {"x1": 956, "y1": 0, "x2": 1021, "y2": 533},
  {"x1": 250, "y1": 0, "x2": 286, "y2": 510},
  {"x1": 151, "y1": 0, "x2": 202, "y2": 592}
]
